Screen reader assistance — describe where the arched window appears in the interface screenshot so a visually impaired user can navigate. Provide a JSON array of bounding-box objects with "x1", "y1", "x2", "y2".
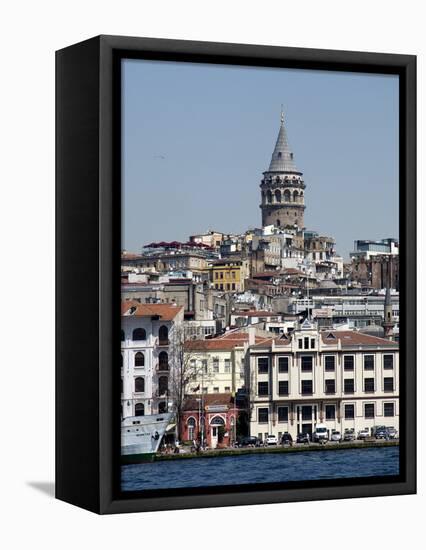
[
  {"x1": 135, "y1": 352, "x2": 144, "y2": 367},
  {"x1": 187, "y1": 417, "x2": 197, "y2": 440},
  {"x1": 132, "y1": 328, "x2": 146, "y2": 341},
  {"x1": 159, "y1": 325, "x2": 169, "y2": 345},
  {"x1": 121, "y1": 330, "x2": 125, "y2": 341},
  {"x1": 293, "y1": 190, "x2": 299, "y2": 203},
  {"x1": 276, "y1": 219, "x2": 281, "y2": 227},
  {"x1": 135, "y1": 377, "x2": 145, "y2": 393},
  {"x1": 159, "y1": 351, "x2": 169, "y2": 370},
  {"x1": 158, "y1": 401, "x2": 167, "y2": 413},
  {"x1": 210, "y1": 416, "x2": 225, "y2": 425},
  {"x1": 135, "y1": 403, "x2": 145, "y2": 417},
  {"x1": 275, "y1": 189, "x2": 281, "y2": 203},
  {"x1": 158, "y1": 376, "x2": 168, "y2": 396},
  {"x1": 267, "y1": 190, "x2": 273, "y2": 204},
  {"x1": 284, "y1": 189, "x2": 291, "y2": 202}
]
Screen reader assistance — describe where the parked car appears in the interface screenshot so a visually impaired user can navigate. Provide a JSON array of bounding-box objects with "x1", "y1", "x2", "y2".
[
  {"x1": 281, "y1": 432, "x2": 293, "y2": 446},
  {"x1": 387, "y1": 427, "x2": 398, "y2": 439},
  {"x1": 313, "y1": 423, "x2": 329, "y2": 444},
  {"x1": 296, "y1": 432, "x2": 310, "y2": 444},
  {"x1": 343, "y1": 428, "x2": 356, "y2": 441},
  {"x1": 357, "y1": 428, "x2": 370, "y2": 440},
  {"x1": 374, "y1": 428, "x2": 389, "y2": 439},
  {"x1": 330, "y1": 431, "x2": 342, "y2": 442},
  {"x1": 237, "y1": 436, "x2": 260, "y2": 447},
  {"x1": 266, "y1": 434, "x2": 278, "y2": 445}
]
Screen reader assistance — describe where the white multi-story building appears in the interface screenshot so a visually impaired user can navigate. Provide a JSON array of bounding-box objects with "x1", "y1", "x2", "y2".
[
  {"x1": 184, "y1": 331, "x2": 270, "y2": 395},
  {"x1": 249, "y1": 320, "x2": 399, "y2": 442},
  {"x1": 121, "y1": 301, "x2": 184, "y2": 418}
]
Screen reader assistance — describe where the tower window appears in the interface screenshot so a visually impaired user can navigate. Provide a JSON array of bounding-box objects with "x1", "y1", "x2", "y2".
[
  {"x1": 276, "y1": 219, "x2": 280, "y2": 227},
  {"x1": 278, "y1": 152, "x2": 282, "y2": 158}
]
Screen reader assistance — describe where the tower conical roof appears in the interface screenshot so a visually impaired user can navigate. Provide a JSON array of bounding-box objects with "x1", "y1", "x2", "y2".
[{"x1": 268, "y1": 112, "x2": 299, "y2": 173}]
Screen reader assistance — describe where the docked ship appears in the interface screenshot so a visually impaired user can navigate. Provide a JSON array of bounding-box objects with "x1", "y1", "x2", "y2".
[{"x1": 121, "y1": 412, "x2": 174, "y2": 464}]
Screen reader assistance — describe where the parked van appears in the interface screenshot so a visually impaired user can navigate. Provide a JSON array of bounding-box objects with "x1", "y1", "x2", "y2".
[{"x1": 314, "y1": 423, "x2": 328, "y2": 444}]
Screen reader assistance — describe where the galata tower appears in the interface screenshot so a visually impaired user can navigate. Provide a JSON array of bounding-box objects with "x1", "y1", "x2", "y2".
[{"x1": 260, "y1": 111, "x2": 306, "y2": 230}]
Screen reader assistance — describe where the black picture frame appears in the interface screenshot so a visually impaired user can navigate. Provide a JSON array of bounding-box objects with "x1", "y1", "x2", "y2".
[{"x1": 56, "y1": 35, "x2": 416, "y2": 514}]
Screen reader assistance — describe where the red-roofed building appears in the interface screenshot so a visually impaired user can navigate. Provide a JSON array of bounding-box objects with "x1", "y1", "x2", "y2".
[{"x1": 248, "y1": 320, "x2": 399, "y2": 443}]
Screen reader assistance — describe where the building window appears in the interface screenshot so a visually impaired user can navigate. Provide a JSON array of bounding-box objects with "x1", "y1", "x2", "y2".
[
  {"x1": 310, "y1": 338, "x2": 315, "y2": 349},
  {"x1": 278, "y1": 406, "x2": 288, "y2": 422},
  {"x1": 383, "y1": 354, "x2": 394, "y2": 370},
  {"x1": 278, "y1": 380, "x2": 289, "y2": 396},
  {"x1": 364, "y1": 355, "x2": 375, "y2": 370},
  {"x1": 258, "y1": 381, "x2": 269, "y2": 396},
  {"x1": 134, "y1": 377, "x2": 145, "y2": 393},
  {"x1": 158, "y1": 401, "x2": 167, "y2": 413},
  {"x1": 383, "y1": 377, "x2": 394, "y2": 391},
  {"x1": 298, "y1": 339, "x2": 303, "y2": 349},
  {"x1": 344, "y1": 355, "x2": 354, "y2": 371},
  {"x1": 224, "y1": 359, "x2": 231, "y2": 373},
  {"x1": 364, "y1": 403, "x2": 375, "y2": 419},
  {"x1": 325, "y1": 356, "x2": 335, "y2": 372},
  {"x1": 212, "y1": 358, "x2": 219, "y2": 373},
  {"x1": 135, "y1": 351, "x2": 145, "y2": 367},
  {"x1": 187, "y1": 417, "x2": 196, "y2": 440},
  {"x1": 325, "y1": 405, "x2": 335, "y2": 420},
  {"x1": 278, "y1": 356, "x2": 289, "y2": 373},
  {"x1": 301, "y1": 356, "x2": 313, "y2": 372},
  {"x1": 304, "y1": 337, "x2": 309, "y2": 349},
  {"x1": 224, "y1": 386, "x2": 231, "y2": 392},
  {"x1": 120, "y1": 354, "x2": 123, "y2": 368},
  {"x1": 257, "y1": 357, "x2": 269, "y2": 374},
  {"x1": 135, "y1": 403, "x2": 145, "y2": 416},
  {"x1": 158, "y1": 376, "x2": 168, "y2": 396},
  {"x1": 231, "y1": 283, "x2": 236, "y2": 290},
  {"x1": 384, "y1": 402, "x2": 395, "y2": 417},
  {"x1": 344, "y1": 378, "x2": 355, "y2": 393},
  {"x1": 258, "y1": 408, "x2": 269, "y2": 423},
  {"x1": 121, "y1": 330, "x2": 125, "y2": 341},
  {"x1": 325, "y1": 379, "x2": 336, "y2": 394},
  {"x1": 301, "y1": 380, "x2": 313, "y2": 395},
  {"x1": 132, "y1": 328, "x2": 146, "y2": 341},
  {"x1": 213, "y1": 387, "x2": 219, "y2": 393},
  {"x1": 364, "y1": 378, "x2": 375, "y2": 392},
  {"x1": 158, "y1": 325, "x2": 169, "y2": 345},
  {"x1": 344, "y1": 404, "x2": 355, "y2": 419},
  {"x1": 158, "y1": 351, "x2": 168, "y2": 370}
]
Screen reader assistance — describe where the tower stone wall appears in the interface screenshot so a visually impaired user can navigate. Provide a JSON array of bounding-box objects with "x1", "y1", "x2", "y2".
[{"x1": 260, "y1": 113, "x2": 306, "y2": 231}]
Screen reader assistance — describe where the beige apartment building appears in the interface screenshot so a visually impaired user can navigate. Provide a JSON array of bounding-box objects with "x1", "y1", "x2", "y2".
[{"x1": 249, "y1": 320, "x2": 399, "y2": 442}]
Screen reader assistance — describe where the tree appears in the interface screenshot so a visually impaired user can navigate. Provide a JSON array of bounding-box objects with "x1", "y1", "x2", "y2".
[{"x1": 168, "y1": 326, "x2": 212, "y2": 440}]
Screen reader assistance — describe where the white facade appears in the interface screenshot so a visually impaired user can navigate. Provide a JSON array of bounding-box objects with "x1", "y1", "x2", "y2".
[
  {"x1": 121, "y1": 303, "x2": 184, "y2": 418},
  {"x1": 249, "y1": 322, "x2": 399, "y2": 441}
]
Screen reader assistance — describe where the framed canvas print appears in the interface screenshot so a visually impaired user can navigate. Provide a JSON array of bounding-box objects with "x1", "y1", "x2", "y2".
[{"x1": 56, "y1": 35, "x2": 416, "y2": 514}]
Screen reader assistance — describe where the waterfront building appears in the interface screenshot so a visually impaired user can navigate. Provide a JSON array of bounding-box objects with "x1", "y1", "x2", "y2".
[
  {"x1": 180, "y1": 393, "x2": 238, "y2": 448},
  {"x1": 248, "y1": 321, "x2": 399, "y2": 442},
  {"x1": 121, "y1": 301, "x2": 184, "y2": 418}
]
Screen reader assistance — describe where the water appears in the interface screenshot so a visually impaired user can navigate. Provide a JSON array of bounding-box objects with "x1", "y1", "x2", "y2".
[{"x1": 121, "y1": 446, "x2": 399, "y2": 491}]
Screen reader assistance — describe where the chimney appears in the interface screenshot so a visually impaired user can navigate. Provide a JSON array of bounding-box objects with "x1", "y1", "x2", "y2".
[{"x1": 248, "y1": 325, "x2": 256, "y2": 347}]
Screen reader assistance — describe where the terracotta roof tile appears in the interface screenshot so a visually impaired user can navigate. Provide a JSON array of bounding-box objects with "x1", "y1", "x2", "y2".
[
  {"x1": 321, "y1": 330, "x2": 398, "y2": 347},
  {"x1": 121, "y1": 301, "x2": 183, "y2": 321}
]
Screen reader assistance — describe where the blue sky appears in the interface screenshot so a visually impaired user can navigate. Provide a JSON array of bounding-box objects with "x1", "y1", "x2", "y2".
[{"x1": 122, "y1": 59, "x2": 399, "y2": 259}]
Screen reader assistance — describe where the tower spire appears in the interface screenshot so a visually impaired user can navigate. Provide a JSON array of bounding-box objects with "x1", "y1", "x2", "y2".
[{"x1": 280, "y1": 104, "x2": 284, "y2": 124}]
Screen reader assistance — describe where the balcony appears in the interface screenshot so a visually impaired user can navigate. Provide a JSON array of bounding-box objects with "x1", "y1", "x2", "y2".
[{"x1": 158, "y1": 338, "x2": 169, "y2": 347}]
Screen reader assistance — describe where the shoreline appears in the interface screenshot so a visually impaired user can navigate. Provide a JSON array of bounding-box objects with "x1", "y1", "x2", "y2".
[{"x1": 154, "y1": 440, "x2": 399, "y2": 462}]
